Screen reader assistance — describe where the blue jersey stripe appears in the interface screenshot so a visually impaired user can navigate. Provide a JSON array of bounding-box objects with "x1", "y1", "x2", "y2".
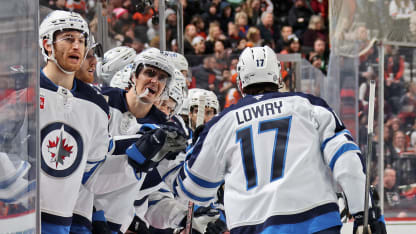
[
  {"x1": 177, "y1": 176, "x2": 214, "y2": 202},
  {"x1": 184, "y1": 163, "x2": 224, "y2": 188},
  {"x1": 230, "y1": 203, "x2": 340, "y2": 234},
  {"x1": 329, "y1": 143, "x2": 360, "y2": 170},
  {"x1": 321, "y1": 129, "x2": 352, "y2": 152}
]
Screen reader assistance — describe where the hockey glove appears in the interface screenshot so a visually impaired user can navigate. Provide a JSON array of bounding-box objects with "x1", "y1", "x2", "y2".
[
  {"x1": 126, "y1": 124, "x2": 187, "y2": 172},
  {"x1": 352, "y1": 207, "x2": 386, "y2": 234},
  {"x1": 192, "y1": 124, "x2": 205, "y2": 145},
  {"x1": 189, "y1": 206, "x2": 221, "y2": 234},
  {"x1": 205, "y1": 219, "x2": 228, "y2": 234}
]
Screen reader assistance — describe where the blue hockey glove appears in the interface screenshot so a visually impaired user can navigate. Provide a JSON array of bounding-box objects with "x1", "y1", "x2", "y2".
[{"x1": 126, "y1": 124, "x2": 187, "y2": 172}]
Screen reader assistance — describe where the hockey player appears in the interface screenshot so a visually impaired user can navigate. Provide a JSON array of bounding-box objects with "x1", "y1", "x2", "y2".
[
  {"x1": 39, "y1": 10, "x2": 186, "y2": 234},
  {"x1": 74, "y1": 36, "x2": 101, "y2": 84},
  {"x1": 95, "y1": 48, "x2": 180, "y2": 232},
  {"x1": 159, "y1": 46, "x2": 386, "y2": 234},
  {"x1": 188, "y1": 88, "x2": 220, "y2": 131}
]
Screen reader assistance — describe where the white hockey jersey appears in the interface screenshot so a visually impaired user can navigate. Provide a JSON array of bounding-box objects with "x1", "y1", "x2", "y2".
[
  {"x1": 160, "y1": 92, "x2": 366, "y2": 233},
  {"x1": 40, "y1": 70, "x2": 109, "y2": 225}
]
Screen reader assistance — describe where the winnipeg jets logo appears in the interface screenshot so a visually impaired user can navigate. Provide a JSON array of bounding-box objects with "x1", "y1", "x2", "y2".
[
  {"x1": 47, "y1": 125, "x2": 73, "y2": 168},
  {"x1": 41, "y1": 122, "x2": 84, "y2": 177}
]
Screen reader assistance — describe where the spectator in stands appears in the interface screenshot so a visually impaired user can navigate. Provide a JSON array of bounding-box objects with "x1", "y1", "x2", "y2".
[
  {"x1": 233, "y1": 37, "x2": 248, "y2": 54},
  {"x1": 202, "y1": 3, "x2": 220, "y2": 31},
  {"x1": 191, "y1": 56, "x2": 217, "y2": 92},
  {"x1": 184, "y1": 24, "x2": 197, "y2": 54},
  {"x1": 132, "y1": 6, "x2": 155, "y2": 25},
  {"x1": 276, "y1": 25, "x2": 293, "y2": 52},
  {"x1": 384, "y1": 168, "x2": 401, "y2": 208},
  {"x1": 165, "y1": 8, "x2": 177, "y2": 46},
  {"x1": 235, "y1": 11, "x2": 249, "y2": 38},
  {"x1": 384, "y1": 44, "x2": 406, "y2": 114},
  {"x1": 288, "y1": 0, "x2": 314, "y2": 38},
  {"x1": 399, "y1": 82, "x2": 416, "y2": 127},
  {"x1": 190, "y1": 15, "x2": 207, "y2": 39},
  {"x1": 219, "y1": 1, "x2": 234, "y2": 33},
  {"x1": 66, "y1": 0, "x2": 87, "y2": 15},
  {"x1": 227, "y1": 22, "x2": 241, "y2": 49},
  {"x1": 186, "y1": 36, "x2": 206, "y2": 66},
  {"x1": 280, "y1": 34, "x2": 301, "y2": 54},
  {"x1": 257, "y1": 11, "x2": 279, "y2": 50},
  {"x1": 205, "y1": 22, "x2": 227, "y2": 54},
  {"x1": 214, "y1": 40, "x2": 230, "y2": 71},
  {"x1": 246, "y1": 0, "x2": 262, "y2": 25},
  {"x1": 49, "y1": 0, "x2": 67, "y2": 11},
  {"x1": 309, "y1": 52, "x2": 325, "y2": 74},
  {"x1": 310, "y1": 0, "x2": 328, "y2": 22},
  {"x1": 389, "y1": 130, "x2": 413, "y2": 184},
  {"x1": 310, "y1": 38, "x2": 328, "y2": 73},
  {"x1": 246, "y1": 26, "x2": 263, "y2": 47},
  {"x1": 302, "y1": 15, "x2": 328, "y2": 48}
]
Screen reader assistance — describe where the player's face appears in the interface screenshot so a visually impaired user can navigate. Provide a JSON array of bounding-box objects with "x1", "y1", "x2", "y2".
[
  {"x1": 134, "y1": 66, "x2": 169, "y2": 103},
  {"x1": 155, "y1": 98, "x2": 177, "y2": 116},
  {"x1": 190, "y1": 106, "x2": 216, "y2": 129},
  {"x1": 51, "y1": 31, "x2": 87, "y2": 72},
  {"x1": 75, "y1": 49, "x2": 97, "y2": 83}
]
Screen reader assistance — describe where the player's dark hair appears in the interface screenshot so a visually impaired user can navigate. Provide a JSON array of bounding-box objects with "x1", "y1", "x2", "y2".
[
  {"x1": 243, "y1": 83, "x2": 279, "y2": 95},
  {"x1": 135, "y1": 63, "x2": 144, "y2": 77}
]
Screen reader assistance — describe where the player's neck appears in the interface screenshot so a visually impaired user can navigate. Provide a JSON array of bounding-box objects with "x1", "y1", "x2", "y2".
[
  {"x1": 126, "y1": 90, "x2": 153, "y2": 118},
  {"x1": 43, "y1": 62, "x2": 75, "y2": 90}
]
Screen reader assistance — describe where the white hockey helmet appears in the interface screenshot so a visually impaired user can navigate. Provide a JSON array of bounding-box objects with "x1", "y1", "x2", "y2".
[
  {"x1": 39, "y1": 10, "x2": 89, "y2": 74},
  {"x1": 173, "y1": 69, "x2": 188, "y2": 97},
  {"x1": 162, "y1": 51, "x2": 189, "y2": 72},
  {"x1": 110, "y1": 63, "x2": 134, "y2": 90},
  {"x1": 96, "y1": 46, "x2": 136, "y2": 83},
  {"x1": 189, "y1": 88, "x2": 219, "y2": 114},
  {"x1": 133, "y1": 48, "x2": 175, "y2": 99},
  {"x1": 166, "y1": 79, "x2": 184, "y2": 116},
  {"x1": 236, "y1": 46, "x2": 282, "y2": 92}
]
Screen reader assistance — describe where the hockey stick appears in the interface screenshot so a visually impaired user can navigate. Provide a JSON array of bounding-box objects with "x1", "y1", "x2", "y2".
[
  {"x1": 363, "y1": 80, "x2": 376, "y2": 234},
  {"x1": 185, "y1": 94, "x2": 206, "y2": 234}
]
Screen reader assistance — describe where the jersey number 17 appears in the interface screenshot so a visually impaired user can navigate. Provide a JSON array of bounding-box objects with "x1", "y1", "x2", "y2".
[{"x1": 236, "y1": 116, "x2": 292, "y2": 190}]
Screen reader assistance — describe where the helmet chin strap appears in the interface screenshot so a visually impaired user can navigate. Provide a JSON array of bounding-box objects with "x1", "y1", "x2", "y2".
[{"x1": 134, "y1": 87, "x2": 150, "y2": 104}]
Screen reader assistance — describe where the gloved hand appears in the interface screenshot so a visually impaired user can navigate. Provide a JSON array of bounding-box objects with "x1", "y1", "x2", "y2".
[
  {"x1": 192, "y1": 124, "x2": 205, "y2": 145},
  {"x1": 192, "y1": 206, "x2": 221, "y2": 234},
  {"x1": 353, "y1": 207, "x2": 387, "y2": 234},
  {"x1": 205, "y1": 219, "x2": 228, "y2": 234},
  {"x1": 126, "y1": 124, "x2": 187, "y2": 172}
]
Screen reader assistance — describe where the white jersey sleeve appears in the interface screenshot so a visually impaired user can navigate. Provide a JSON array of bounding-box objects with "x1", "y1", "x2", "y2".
[
  {"x1": 314, "y1": 103, "x2": 367, "y2": 214},
  {"x1": 144, "y1": 185, "x2": 187, "y2": 229}
]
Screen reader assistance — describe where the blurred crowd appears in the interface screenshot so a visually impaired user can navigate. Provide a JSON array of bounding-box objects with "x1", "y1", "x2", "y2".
[{"x1": 40, "y1": 0, "x2": 330, "y2": 110}]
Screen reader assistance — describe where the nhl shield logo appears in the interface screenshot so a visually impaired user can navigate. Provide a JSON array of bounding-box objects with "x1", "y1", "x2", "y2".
[{"x1": 41, "y1": 122, "x2": 83, "y2": 177}]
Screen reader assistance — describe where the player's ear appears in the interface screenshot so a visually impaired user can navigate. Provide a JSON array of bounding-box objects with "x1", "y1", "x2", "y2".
[{"x1": 43, "y1": 39, "x2": 52, "y2": 56}]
